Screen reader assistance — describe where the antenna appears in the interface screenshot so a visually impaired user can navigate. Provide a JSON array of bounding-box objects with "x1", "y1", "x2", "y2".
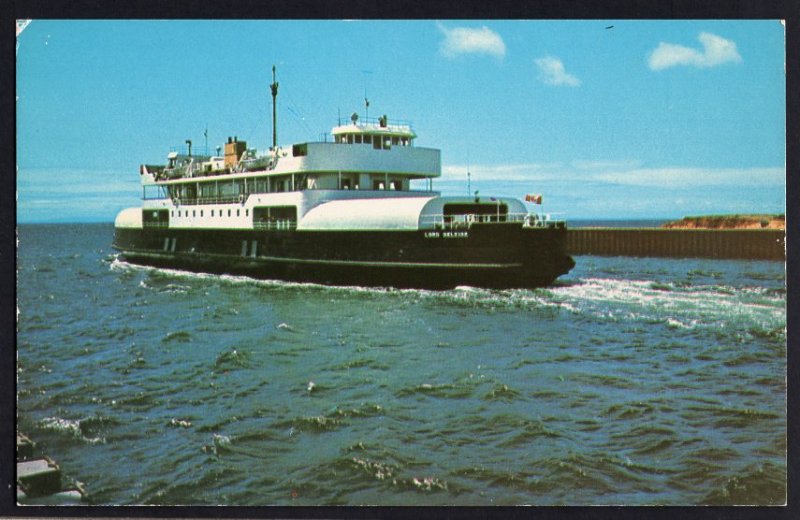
[
  {"x1": 361, "y1": 69, "x2": 373, "y2": 122},
  {"x1": 203, "y1": 125, "x2": 208, "y2": 156},
  {"x1": 270, "y1": 65, "x2": 279, "y2": 149}
]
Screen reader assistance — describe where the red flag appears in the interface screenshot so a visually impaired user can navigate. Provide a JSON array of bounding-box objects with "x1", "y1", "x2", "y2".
[{"x1": 525, "y1": 194, "x2": 542, "y2": 204}]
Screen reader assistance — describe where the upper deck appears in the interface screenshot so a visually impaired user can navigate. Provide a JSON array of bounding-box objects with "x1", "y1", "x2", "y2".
[{"x1": 143, "y1": 116, "x2": 440, "y2": 188}]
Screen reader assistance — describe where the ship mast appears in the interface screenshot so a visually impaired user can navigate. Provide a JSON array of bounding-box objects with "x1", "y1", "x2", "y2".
[{"x1": 270, "y1": 65, "x2": 279, "y2": 150}]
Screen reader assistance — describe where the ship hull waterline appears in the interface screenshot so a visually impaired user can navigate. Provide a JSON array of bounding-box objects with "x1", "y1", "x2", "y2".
[{"x1": 112, "y1": 223, "x2": 575, "y2": 290}]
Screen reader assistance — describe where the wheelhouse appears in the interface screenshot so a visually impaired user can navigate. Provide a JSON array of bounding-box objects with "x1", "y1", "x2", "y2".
[{"x1": 331, "y1": 114, "x2": 416, "y2": 149}]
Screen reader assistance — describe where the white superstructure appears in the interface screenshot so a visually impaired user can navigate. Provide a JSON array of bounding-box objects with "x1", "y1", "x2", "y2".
[{"x1": 135, "y1": 115, "x2": 452, "y2": 231}]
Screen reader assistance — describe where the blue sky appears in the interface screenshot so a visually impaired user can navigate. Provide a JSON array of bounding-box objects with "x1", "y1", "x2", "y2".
[{"x1": 16, "y1": 20, "x2": 785, "y2": 222}]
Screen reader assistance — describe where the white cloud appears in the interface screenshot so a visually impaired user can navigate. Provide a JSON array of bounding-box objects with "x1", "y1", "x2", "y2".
[
  {"x1": 17, "y1": 167, "x2": 141, "y2": 222},
  {"x1": 437, "y1": 23, "x2": 506, "y2": 59},
  {"x1": 595, "y1": 167, "x2": 783, "y2": 187},
  {"x1": 534, "y1": 56, "x2": 580, "y2": 87},
  {"x1": 441, "y1": 162, "x2": 565, "y2": 182},
  {"x1": 422, "y1": 164, "x2": 785, "y2": 218},
  {"x1": 441, "y1": 163, "x2": 784, "y2": 188},
  {"x1": 648, "y1": 32, "x2": 742, "y2": 71},
  {"x1": 571, "y1": 159, "x2": 643, "y2": 170},
  {"x1": 17, "y1": 168, "x2": 138, "y2": 194}
]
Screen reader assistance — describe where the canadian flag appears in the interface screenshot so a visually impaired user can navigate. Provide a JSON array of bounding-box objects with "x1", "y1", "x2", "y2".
[{"x1": 525, "y1": 193, "x2": 543, "y2": 204}]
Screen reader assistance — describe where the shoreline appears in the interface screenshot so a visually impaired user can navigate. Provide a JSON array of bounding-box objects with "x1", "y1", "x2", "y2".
[{"x1": 661, "y1": 214, "x2": 785, "y2": 231}]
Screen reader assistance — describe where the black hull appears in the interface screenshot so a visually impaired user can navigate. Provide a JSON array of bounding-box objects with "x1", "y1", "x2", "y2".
[{"x1": 112, "y1": 224, "x2": 575, "y2": 289}]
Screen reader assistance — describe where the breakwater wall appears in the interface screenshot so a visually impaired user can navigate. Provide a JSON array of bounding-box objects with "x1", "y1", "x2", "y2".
[{"x1": 566, "y1": 228, "x2": 785, "y2": 260}]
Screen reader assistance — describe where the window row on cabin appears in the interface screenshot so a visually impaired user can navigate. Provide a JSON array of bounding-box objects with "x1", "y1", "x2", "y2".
[
  {"x1": 167, "y1": 175, "x2": 406, "y2": 199},
  {"x1": 172, "y1": 208, "x2": 250, "y2": 218},
  {"x1": 168, "y1": 181, "x2": 266, "y2": 199},
  {"x1": 334, "y1": 134, "x2": 411, "y2": 147},
  {"x1": 167, "y1": 178, "x2": 333, "y2": 198}
]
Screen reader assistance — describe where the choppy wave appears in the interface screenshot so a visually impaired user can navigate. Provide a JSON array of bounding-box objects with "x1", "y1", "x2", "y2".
[
  {"x1": 19, "y1": 228, "x2": 785, "y2": 505},
  {"x1": 39, "y1": 415, "x2": 117, "y2": 444}
]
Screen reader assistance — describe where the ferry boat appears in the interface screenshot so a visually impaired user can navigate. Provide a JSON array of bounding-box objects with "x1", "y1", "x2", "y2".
[{"x1": 112, "y1": 70, "x2": 575, "y2": 289}]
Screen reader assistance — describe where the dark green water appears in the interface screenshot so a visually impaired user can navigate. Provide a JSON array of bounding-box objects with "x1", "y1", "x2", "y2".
[{"x1": 16, "y1": 223, "x2": 786, "y2": 505}]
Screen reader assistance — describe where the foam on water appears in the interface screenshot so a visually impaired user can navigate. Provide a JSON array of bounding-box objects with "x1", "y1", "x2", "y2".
[
  {"x1": 39, "y1": 416, "x2": 107, "y2": 444},
  {"x1": 545, "y1": 277, "x2": 785, "y2": 332}
]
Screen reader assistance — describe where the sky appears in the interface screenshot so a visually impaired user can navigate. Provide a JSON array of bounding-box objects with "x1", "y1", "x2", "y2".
[{"x1": 16, "y1": 19, "x2": 786, "y2": 222}]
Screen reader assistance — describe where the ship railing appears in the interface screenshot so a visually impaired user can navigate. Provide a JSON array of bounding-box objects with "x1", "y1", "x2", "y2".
[
  {"x1": 172, "y1": 195, "x2": 248, "y2": 206},
  {"x1": 527, "y1": 213, "x2": 568, "y2": 229},
  {"x1": 348, "y1": 116, "x2": 414, "y2": 131},
  {"x1": 253, "y1": 220, "x2": 297, "y2": 231},
  {"x1": 420, "y1": 212, "x2": 527, "y2": 229},
  {"x1": 420, "y1": 212, "x2": 567, "y2": 230}
]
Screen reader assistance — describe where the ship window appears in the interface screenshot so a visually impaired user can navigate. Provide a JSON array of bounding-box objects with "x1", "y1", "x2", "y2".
[
  {"x1": 211, "y1": 209, "x2": 214, "y2": 217},
  {"x1": 246, "y1": 209, "x2": 249, "y2": 217},
  {"x1": 193, "y1": 210, "x2": 196, "y2": 217},
  {"x1": 443, "y1": 203, "x2": 509, "y2": 222},
  {"x1": 237, "y1": 209, "x2": 240, "y2": 217},
  {"x1": 347, "y1": 134, "x2": 354, "y2": 144},
  {"x1": 341, "y1": 178, "x2": 351, "y2": 190},
  {"x1": 200, "y1": 210, "x2": 203, "y2": 217},
  {"x1": 253, "y1": 206, "x2": 297, "y2": 224},
  {"x1": 218, "y1": 182, "x2": 235, "y2": 198},
  {"x1": 392, "y1": 136, "x2": 399, "y2": 146},
  {"x1": 373, "y1": 136, "x2": 381, "y2": 149},
  {"x1": 228, "y1": 209, "x2": 231, "y2": 217},
  {"x1": 171, "y1": 210, "x2": 174, "y2": 217},
  {"x1": 355, "y1": 135, "x2": 362, "y2": 144},
  {"x1": 200, "y1": 183, "x2": 215, "y2": 198},
  {"x1": 373, "y1": 180, "x2": 385, "y2": 190}
]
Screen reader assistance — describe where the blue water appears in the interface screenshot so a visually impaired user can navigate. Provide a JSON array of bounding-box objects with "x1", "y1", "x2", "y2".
[{"x1": 16, "y1": 223, "x2": 786, "y2": 505}]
